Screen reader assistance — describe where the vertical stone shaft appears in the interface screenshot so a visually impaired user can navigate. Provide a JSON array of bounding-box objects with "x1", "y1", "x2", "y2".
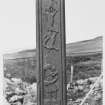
[{"x1": 36, "y1": 0, "x2": 66, "y2": 105}]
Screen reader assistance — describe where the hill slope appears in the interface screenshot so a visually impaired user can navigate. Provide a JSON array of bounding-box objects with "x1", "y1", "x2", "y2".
[
  {"x1": 4, "y1": 36, "x2": 103, "y2": 60},
  {"x1": 3, "y1": 36, "x2": 103, "y2": 83}
]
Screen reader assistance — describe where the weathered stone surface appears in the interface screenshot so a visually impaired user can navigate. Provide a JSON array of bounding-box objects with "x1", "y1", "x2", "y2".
[{"x1": 36, "y1": 0, "x2": 66, "y2": 105}]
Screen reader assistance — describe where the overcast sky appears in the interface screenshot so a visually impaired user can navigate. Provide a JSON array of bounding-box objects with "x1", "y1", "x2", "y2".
[{"x1": 0, "y1": 0, "x2": 104, "y2": 54}]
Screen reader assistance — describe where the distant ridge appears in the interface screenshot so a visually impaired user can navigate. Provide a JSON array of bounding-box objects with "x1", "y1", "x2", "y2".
[
  {"x1": 4, "y1": 36, "x2": 103, "y2": 60},
  {"x1": 66, "y1": 36, "x2": 102, "y2": 56}
]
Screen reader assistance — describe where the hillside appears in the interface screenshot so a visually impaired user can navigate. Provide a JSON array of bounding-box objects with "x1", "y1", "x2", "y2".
[
  {"x1": 66, "y1": 36, "x2": 102, "y2": 57},
  {"x1": 4, "y1": 36, "x2": 102, "y2": 60},
  {"x1": 3, "y1": 36, "x2": 103, "y2": 83}
]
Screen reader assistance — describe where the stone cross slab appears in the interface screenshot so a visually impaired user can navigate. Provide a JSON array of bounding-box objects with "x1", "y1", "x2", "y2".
[{"x1": 36, "y1": 0, "x2": 67, "y2": 105}]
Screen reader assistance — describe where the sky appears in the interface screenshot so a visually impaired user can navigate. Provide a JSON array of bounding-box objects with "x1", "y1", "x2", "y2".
[{"x1": 0, "y1": 0, "x2": 105, "y2": 54}]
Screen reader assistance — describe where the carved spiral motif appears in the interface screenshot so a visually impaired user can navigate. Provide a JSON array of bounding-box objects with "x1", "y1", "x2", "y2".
[{"x1": 43, "y1": 64, "x2": 58, "y2": 86}]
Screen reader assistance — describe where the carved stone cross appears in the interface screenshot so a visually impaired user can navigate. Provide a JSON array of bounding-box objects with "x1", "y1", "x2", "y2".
[{"x1": 36, "y1": 0, "x2": 67, "y2": 105}]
